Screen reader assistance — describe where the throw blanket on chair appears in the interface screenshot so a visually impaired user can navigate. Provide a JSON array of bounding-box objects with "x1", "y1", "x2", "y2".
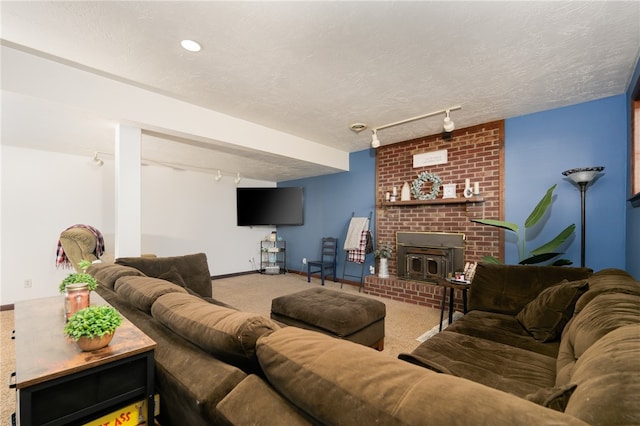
[
  {"x1": 56, "y1": 224, "x2": 105, "y2": 269},
  {"x1": 347, "y1": 230, "x2": 372, "y2": 264}
]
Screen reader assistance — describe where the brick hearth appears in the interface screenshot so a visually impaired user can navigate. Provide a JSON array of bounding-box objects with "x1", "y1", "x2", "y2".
[{"x1": 364, "y1": 275, "x2": 466, "y2": 312}]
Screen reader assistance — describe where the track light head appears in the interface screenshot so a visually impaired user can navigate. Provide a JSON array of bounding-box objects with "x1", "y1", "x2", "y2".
[
  {"x1": 443, "y1": 110, "x2": 455, "y2": 132},
  {"x1": 92, "y1": 152, "x2": 104, "y2": 167},
  {"x1": 215, "y1": 170, "x2": 223, "y2": 181},
  {"x1": 234, "y1": 173, "x2": 242, "y2": 185},
  {"x1": 371, "y1": 129, "x2": 380, "y2": 148}
]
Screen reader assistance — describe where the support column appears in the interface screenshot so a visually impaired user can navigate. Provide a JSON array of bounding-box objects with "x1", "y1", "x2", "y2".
[{"x1": 115, "y1": 125, "x2": 141, "y2": 258}]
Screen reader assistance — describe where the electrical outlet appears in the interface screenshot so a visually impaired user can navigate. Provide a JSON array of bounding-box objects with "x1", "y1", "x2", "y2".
[
  {"x1": 302, "y1": 258, "x2": 307, "y2": 264},
  {"x1": 24, "y1": 279, "x2": 32, "y2": 288}
]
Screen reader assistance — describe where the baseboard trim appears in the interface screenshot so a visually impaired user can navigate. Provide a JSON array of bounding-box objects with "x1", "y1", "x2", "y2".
[
  {"x1": 211, "y1": 270, "x2": 259, "y2": 280},
  {"x1": 212, "y1": 269, "x2": 363, "y2": 289},
  {"x1": 1, "y1": 304, "x2": 15, "y2": 311}
]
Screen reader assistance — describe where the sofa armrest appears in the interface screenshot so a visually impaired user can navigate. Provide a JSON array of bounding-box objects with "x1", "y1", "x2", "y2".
[{"x1": 59, "y1": 228, "x2": 98, "y2": 272}]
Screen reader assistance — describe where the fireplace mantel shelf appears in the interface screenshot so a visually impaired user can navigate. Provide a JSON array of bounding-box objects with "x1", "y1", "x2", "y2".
[{"x1": 380, "y1": 196, "x2": 485, "y2": 207}]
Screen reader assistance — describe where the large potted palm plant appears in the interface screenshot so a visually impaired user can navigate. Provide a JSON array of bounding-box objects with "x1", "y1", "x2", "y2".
[{"x1": 472, "y1": 184, "x2": 575, "y2": 265}]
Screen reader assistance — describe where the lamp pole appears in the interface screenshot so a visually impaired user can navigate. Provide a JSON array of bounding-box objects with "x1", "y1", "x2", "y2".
[
  {"x1": 578, "y1": 181, "x2": 588, "y2": 267},
  {"x1": 561, "y1": 167, "x2": 604, "y2": 268}
]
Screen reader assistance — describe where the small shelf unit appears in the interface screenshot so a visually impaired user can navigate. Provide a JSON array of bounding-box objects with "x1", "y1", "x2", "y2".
[{"x1": 260, "y1": 239, "x2": 286, "y2": 274}]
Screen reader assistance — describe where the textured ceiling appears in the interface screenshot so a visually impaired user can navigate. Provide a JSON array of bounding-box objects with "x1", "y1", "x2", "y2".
[{"x1": 1, "y1": 1, "x2": 639, "y2": 181}]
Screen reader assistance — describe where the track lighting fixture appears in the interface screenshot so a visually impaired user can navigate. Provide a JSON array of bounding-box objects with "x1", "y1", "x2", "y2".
[
  {"x1": 92, "y1": 152, "x2": 104, "y2": 166},
  {"x1": 89, "y1": 152, "x2": 245, "y2": 183},
  {"x1": 369, "y1": 105, "x2": 461, "y2": 148},
  {"x1": 443, "y1": 109, "x2": 455, "y2": 132},
  {"x1": 371, "y1": 130, "x2": 380, "y2": 149}
]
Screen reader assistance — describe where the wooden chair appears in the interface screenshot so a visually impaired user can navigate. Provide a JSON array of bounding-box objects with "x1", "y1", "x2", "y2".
[{"x1": 307, "y1": 237, "x2": 338, "y2": 286}]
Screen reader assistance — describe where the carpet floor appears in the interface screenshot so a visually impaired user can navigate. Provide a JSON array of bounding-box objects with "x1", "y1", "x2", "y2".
[{"x1": 0, "y1": 272, "x2": 441, "y2": 425}]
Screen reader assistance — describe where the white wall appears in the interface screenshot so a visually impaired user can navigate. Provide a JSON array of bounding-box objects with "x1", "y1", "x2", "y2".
[
  {"x1": 1, "y1": 146, "x2": 114, "y2": 305},
  {"x1": 139, "y1": 164, "x2": 274, "y2": 276},
  {"x1": 1, "y1": 146, "x2": 273, "y2": 305}
]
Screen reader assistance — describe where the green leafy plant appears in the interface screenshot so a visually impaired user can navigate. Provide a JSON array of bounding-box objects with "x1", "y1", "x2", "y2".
[
  {"x1": 471, "y1": 184, "x2": 575, "y2": 265},
  {"x1": 78, "y1": 260, "x2": 92, "y2": 272},
  {"x1": 63, "y1": 305, "x2": 122, "y2": 341},
  {"x1": 59, "y1": 261, "x2": 98, "y2": 293},
  {"x1": 374, "y1": 244, "x2": 393, "y2": 259},
  {"x1": 59, "y1": 272, "x2": 98, "y2": 293}
]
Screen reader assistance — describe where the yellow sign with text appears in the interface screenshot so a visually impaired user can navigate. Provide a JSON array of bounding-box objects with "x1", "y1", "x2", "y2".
[{"x1": 83, "y1": 395, "x2": 159, "y2": 426}]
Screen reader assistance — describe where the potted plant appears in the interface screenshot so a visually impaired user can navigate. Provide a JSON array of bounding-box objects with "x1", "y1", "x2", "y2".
[
  {"x1": 63, "y1": 305, "x2": 123, "y2": 351},
  {"x1": 374, "y1": 244, "x2": 393, "y2": 278},
  {"x1": 60, "y1": 260, "x2": 98, "y2": 319},
  {"x1": 471, "y1": 184, "x2": 575, "y2": 265}
]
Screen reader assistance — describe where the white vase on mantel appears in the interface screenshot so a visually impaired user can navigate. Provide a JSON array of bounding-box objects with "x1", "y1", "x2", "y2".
[
  {"x1": 400, "y1": 182, "x2": 411, "y2": 201},
  {"x1": 378, "y1": 258, "x2": 389, "y2": 278}
]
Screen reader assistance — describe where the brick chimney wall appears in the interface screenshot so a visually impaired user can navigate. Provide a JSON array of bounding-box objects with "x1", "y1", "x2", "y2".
[{"x1": 365, "y1": 121, "x2": 505, "y2": 309}]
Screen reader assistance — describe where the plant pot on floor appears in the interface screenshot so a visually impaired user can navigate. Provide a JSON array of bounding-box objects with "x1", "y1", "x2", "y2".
[{"x1": 378, "y1": 258, "x2": 389, "y2": 278}]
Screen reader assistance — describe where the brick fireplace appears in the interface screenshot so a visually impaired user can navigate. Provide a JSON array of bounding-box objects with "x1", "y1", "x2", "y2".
[{"x1": 364, "y1": 121, "x2": 504, "y2": 310}]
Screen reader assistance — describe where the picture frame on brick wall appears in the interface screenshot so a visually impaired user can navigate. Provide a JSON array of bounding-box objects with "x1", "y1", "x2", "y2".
[{"x1": 413, "y1": 149, "x2": 447, "y2": 168}]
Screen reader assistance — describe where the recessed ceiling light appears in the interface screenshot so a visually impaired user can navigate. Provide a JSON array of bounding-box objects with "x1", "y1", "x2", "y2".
[
  {"x1": 181, "y1": 39, "x2": 202, "y2": 52},
  {"x1": 350, "y1": 122, "x2": 367, "y2": 133}
]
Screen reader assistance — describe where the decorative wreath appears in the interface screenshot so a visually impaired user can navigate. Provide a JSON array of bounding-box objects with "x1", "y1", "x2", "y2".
[{"x1": 411, "y1": 171, "x2": 442, "y2": 200}]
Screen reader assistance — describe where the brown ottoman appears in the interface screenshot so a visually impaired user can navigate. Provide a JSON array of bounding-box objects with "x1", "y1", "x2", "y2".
[{"x1": 270, "y1": 287, "x2": 386, "y2": 350}]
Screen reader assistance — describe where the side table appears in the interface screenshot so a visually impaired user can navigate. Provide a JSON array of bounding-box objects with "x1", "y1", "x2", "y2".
[
  {"x1": 14, "y1": 294, "x2": 156, "y2": 426},
  {"x1": 431, "y1": 278, "x2": 470, "y2": 331}
]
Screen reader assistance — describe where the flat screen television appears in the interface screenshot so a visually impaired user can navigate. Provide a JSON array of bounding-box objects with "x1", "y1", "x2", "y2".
[{"x1": 236, "y1": 187, "x2": 304, "y2": 226}]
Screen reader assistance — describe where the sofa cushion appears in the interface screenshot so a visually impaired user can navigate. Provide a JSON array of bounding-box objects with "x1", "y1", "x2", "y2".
[
  {"x1": 398, "y1": 330, "x2": 557, "y2": 397},
  {"x1": 256, "y1": 327, "x2": 587, "y2": 425},
  {"x1": 216, "y1": 375, "x2": 313, "y2": 426},
  {"x1": 443, "y1": 310, "x2": 560, "y2": 357},
  {"x1": 116, "y1": 253, "x2": 212, "y2": 298},
  {"x1": 87, "y1": 263, "x2": 146, "y2": 290},
  {"x1": 151, "y1": 292, "x2": 280, "y2": 365},
  {"x1": 114, "y1": 276, "x2": 188, "y2": 313},
  {"x1": 556, "y1": 292, "x2": 640, "y2": 386},
  {"x1": 516, "y1": 279, "x2": 589, "y2": 342},
  {"x1": 157, "y1": 265, "x2": 187, "y2": 288},
  {"x1": 469, "y1": 263, "x2": 592, "y2": 315},
  {"x1": 563, "y1": 324, "x2": 640, "y2": 425}
]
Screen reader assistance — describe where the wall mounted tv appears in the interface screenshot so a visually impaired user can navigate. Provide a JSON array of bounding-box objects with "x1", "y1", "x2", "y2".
[{"x1": 236, "y1": 187, "x2": 304, "y2": 226}]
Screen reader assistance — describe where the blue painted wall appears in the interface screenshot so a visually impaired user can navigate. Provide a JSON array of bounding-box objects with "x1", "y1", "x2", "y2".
[
  {"x1": 505, "y1": 95, "x2": 628, "y2": 271},
  {"x1": 277, "y1": 149, "x2": 377, "y2": 280},
  {"x1": 626, "y1": 55, "x2": 640, "y2": 280},
  {"x1": 278, "y1": 95, "x2": 636, "y2": 278}
]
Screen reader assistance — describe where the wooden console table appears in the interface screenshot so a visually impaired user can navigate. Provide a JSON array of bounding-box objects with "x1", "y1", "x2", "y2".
[{"x1": 14, "y1": 294, "x2": 156, "y2": 426}]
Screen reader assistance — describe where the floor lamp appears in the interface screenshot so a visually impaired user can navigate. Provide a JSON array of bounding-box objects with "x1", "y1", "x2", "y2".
[{"x1": 561, "y1": 167, "x2": 604, "y2": 267}]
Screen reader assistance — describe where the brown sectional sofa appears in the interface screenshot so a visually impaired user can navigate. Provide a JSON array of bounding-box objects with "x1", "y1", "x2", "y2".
[
  {"x1": 88, "y1": 254, "x2": 640, "y2": 425},
  {"x1": 400, "y1": 264, "x2": 640, "y2": 425}
]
